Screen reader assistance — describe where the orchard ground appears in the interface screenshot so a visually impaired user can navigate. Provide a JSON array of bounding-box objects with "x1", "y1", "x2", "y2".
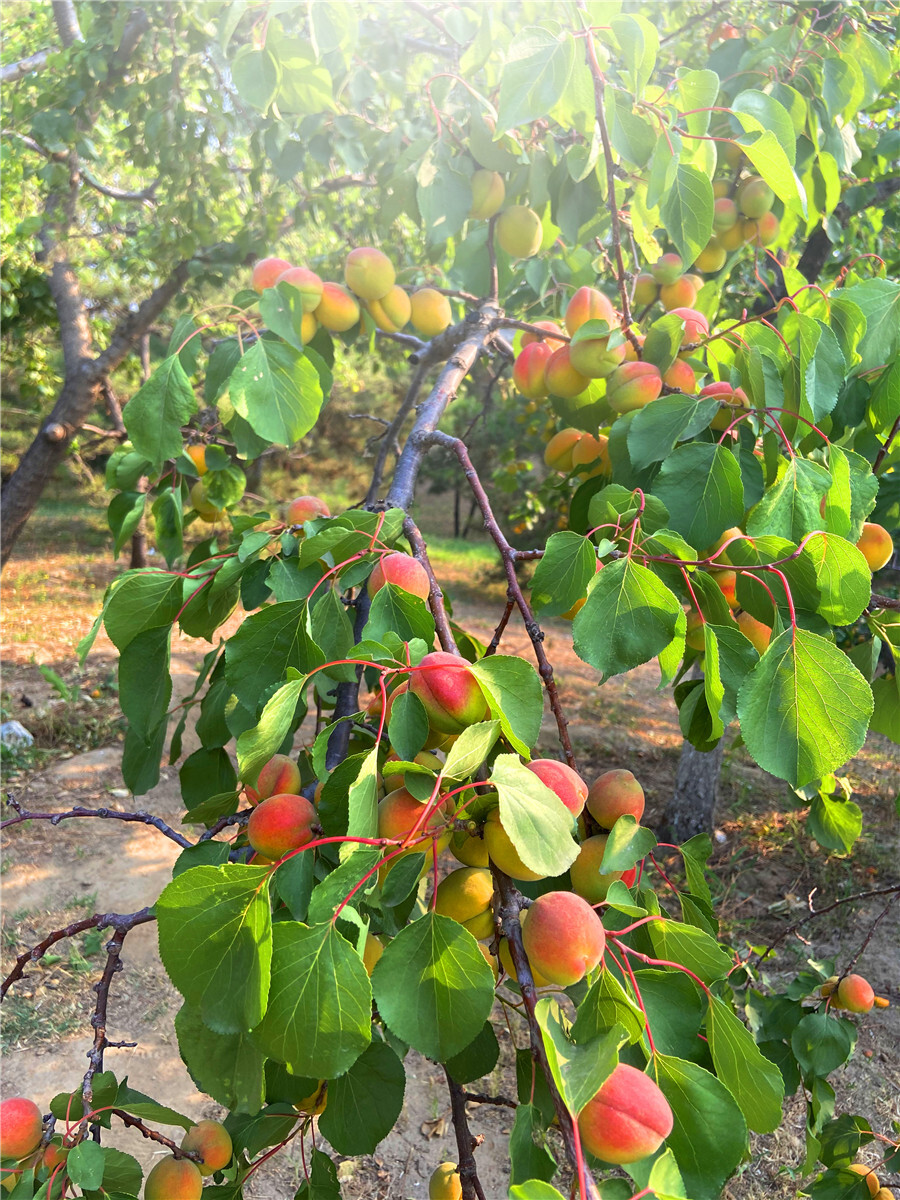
[{"x1": 1, "y1": 485, "x2": 898, "y2": 1200}]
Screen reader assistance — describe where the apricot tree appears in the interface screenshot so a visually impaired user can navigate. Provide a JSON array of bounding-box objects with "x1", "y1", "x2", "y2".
[{"x1": 2, "y1": 4, "x2": 899, "y2": 1200}]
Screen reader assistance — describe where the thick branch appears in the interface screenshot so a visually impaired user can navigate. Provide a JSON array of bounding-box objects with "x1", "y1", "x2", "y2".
[
  {"x1": 0, "y1": 50, "x2": 53, "y2": 85},
  {"x1": 444, "y1": 1070, "x2": 488, "y2": 1200},
  {"x1": 52, "y1": 0, "x2": 83, "y2": 47}
]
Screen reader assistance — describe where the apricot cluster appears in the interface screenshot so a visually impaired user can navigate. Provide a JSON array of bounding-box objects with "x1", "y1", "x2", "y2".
[{"x1": 242, "y1": 752, "x2": 318, "y2": 863}]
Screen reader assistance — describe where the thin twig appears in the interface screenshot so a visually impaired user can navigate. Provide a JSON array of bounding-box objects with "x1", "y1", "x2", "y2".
[
  {"x1": 485, "y1": 598, "x2": 515, "y2": 657},
  {"x1": 445, "y1": 1070, "x2": 488, "y2": 1200},
  {"x1": 109, "y1": 1109, "x2": 202, "y2": 1161},
  {"x1": 1, "y1": 796, "x2": 191, "y2": 848},
  {"x1": 752, "y1": 883, "x2": 900, "y2": 965},
  {"x1": 404, "y1": 517, "x2": 457, "y2": 653}
]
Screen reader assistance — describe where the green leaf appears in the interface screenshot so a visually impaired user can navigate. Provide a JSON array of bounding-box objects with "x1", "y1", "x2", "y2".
[
  {"x1": 107, "y1": 491, "x2": 146, "y2": 557},
  {"x1": 497, "y1": 27, "x2": 576, "y2": 132},
  {"x1": 708, "y1": 621, "x2": 759, "y2": 725},
  {"x1": 387, "y1": 688, "x2": 430, "y2": 763},
  {"x1": 628, "y1": 396, "x2": 719, "y2": 472},
  {"x1": 294, "y1": 1147, "x2": 342, "y2": 1199},
  {"x1": 365, "y1": 583, "x2": 435, "y2": 646},
  {"x1": 571, "y1": 968, "x2": 646, "y2": 1046},
  {"x1": 647, "y1": 920, "x2": 733, "y2": 985},
  {"x1": 800, "y1": 532, "x2": 871, "y2": 626},
  {"x1": 653, "y1": 443, "x2": 745, "y2": 550},
  {"x1": 236, "y1": 677, "x2": 306, "y2": 786},
  {"x1": 675, "y1": 70, "x2": 719, "y2": 136},
  {"x1": 509, "y1": 1184, "x2": 566, "y2": 1200},
  {"x1": 371, "y1": 913, "x2": 495, "y2": 1061},
  {"x1": 611, "y1": 14, "x2": 658, "y2": 97},
  {"x1": 660, "y1": 164, "x2": 714, "y2": 266},
  {"x1": 271, "y1": 36, "x2": 335, "y2": 114},
  {"x1": 706, "y1": 996, "x2": 784, "y2": 1133},
  {"x1": 826, "y1": 447, "x2": 878, "y2": 543},
  {"x1": 633, "y1": 970, "x2": 704, "y2": 1060},
  {"x1": 229, "y1": 339, "x2": 325, "y2": 446},
  {"x1": 509, "y1": 1103, "x2": 558, "y2": 1187},
  {"x1": 489, "y1": 754, "x2": 579, "y2": 878},
  {"x1": 225, "y1": 600, "x2": 323, "y2": 710},
  {"x1": 123, "y1": 357, "x2": 197, "y2": 468},
  {"x1": 175, "y1": 1002, "x2": 266, "y2": 1114},
  {"x1": 807, "y1": 792, "x2": 863, "y2": 853},
  {"x1": 151, "y1": 489, "x2": 183, "y2": 567},
  {"x1": 94, "y1": 1146, "x2": 143, "y2": 1197},
  {"x1": 782, "y1": 314, "x2": 846, "y2": 423},
  {"x1": 346, "y1": 747, "x2": 380, "y2": 843},
  {"x1": 844, "y1": 278, "x2": 900, "y2": 372},
  {"x1": 732, "y1": 90, "x2": 796, "y2": 164},
  {"x1": 156, "y1": 864, "x2": 272, "y2": 1034},
  {"x1": 318, "y1": 1041, "x2": 405, "y2": 1154},
  {"x1": 746, "y1": 456, "x2": 831, "y2": 544},
  {"x1": 111, "y1": 1081, "x2": 193, "y2": 1130},
  {"x1": 530, "y1": 531, "x2": 596, "y2": 617},
  {"x1": 252, "y1": 921, "x2": 371, "y2": 1077},
  {"x1": 572, "y1": 558, "x2": 683, "y2": 682},
  {"x1": 444, "y1": 1021, "x2": 500, "y2": 1085},
  {"x1": 306, "y1": 849, "x2": 381, "y2": 924},
  {"x1": 599, "y1": 815, "x2": 657, "y2": 873},
  {"x1": 791, "y1": 1012, "x2": 856, "y2": 1079},
  {"x1": 180, "y1": 746, "x2": 237, "y2": 810},
  {"x1": 67, "y1": 1140, "x2": 105, "y2": 1190},
  {"x1": 442, "y1": 720, "x2": 501, "y2": 780},
  {"x1": 736, "y1": 129, "x2": 807, "y2": 216},
  {"x1": 231, "y1": 44, "x2": 281, "y2": 112},
  {"x1": 536, "y1": 997, "x2": 624, "y2": 1114},
  {"x1": 470, "y1": 655, "x2": 543, "y2": 755},
  {"x1": 737, "y1": 628, "x2": 873, "y2": 788}
]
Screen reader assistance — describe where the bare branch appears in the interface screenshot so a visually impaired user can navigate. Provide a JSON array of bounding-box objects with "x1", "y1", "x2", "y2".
[
  {"x1": 1, "y1": 49, "x2": 53, "y2": 85},
  {"x1": 752, "y1": 883, "x2": 900, "y2": 966},
  {"x1": 109, "y1": 1110, "x2": 202, "y2": 1161},
  {"x1": 1, "y1": 795, "x2": 192, "y2": 848},
  {"x1": 444, "y1": 1070, "x2": 488, "y2": 1200}
]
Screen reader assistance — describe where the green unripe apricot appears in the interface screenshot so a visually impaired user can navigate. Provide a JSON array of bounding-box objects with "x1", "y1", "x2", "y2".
[
  {"x1": 496, "y1": 206, "x2": 543, "y2": 258},
  {"x1": 737, "y1": 176, "x2": 774, "y2": 219}
]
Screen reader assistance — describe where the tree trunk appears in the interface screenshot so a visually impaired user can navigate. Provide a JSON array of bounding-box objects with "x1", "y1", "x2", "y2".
[{"x1": 661, "y1": 738, "x2": 725, "y2": 842}]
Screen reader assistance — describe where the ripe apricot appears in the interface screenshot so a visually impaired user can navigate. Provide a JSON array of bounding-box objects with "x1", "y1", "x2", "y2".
[
  {"x1": 544, "y1": 427, "x2": 584, "y2": 473},
  {"x1": 345, "y1": 246, "x2": 395, "y2": 301},
  {"x1": 521, "y1": 320, "x2": 567, "y2": 351},
  {"x1": 429, "y1": 1162, "x2": 463, "y2": 1200},
  {"x1": 287, "y1": 495, "x2": 330, "y2": 524},
  {"x1": 366, "y1": 285, "x2": 411, "y2": 333},
  {"x1": 526, "y1": 759, "x2": 588, "y2": 817},
  {"x1": 578, "y1": 1063, "x2": 673, "y2": 1164},
  {"x1": 659, "y1": 276, "x2": 699, "y2": 311},
  {"x1": 180, "y1": 1120, "x2": 232, "y2": 1175},
  {"x1": 434, "y1": 867, "x2": 495, "y2": 938},
  {"x1": 314, "y1": 282, "x2": 360, "y2": 332},
  {"x1": 743, "y1": 212, "x2": 780, "y2": 246},
  {"x1": 569, "y1": 331, "x2": 627, "y2": 379},
  {"x1": 514, "y1": 342, "x2": 553, "y2": 399},
  {"x1": 707, "y1": 525, "x2": 745, "y2": 565},
  {"x1": 469, "y1": 169, "x2": 505, "y2": 220},
  {"x1": 570, "y1": 834, "x2": 624, "y2": 903},
  {"x1": 255, "y1": 754, "x2": 302, "y2": 801},
  {"x1": 185, "y1": 444, "x2": 208, "y2": 475},
  {"x1": 711, "y1": 568, "x2": 739, "y2": 609},
  {"x1": 737, "y1": 176, "x2": 775, "y2": 219},
  {"x1": 410, "y1": 288, "x2": 452, "y2": 338},
  {"x1": 565, "y1": 287, "x2": 617, "y2": 335},
  {"x1": 874, "y1": 1188, "x2": 895, "y2": 1200},
  {"x1": 189, "y1": 480, "x2": 224, "y2": 523},
  {"x1": 545, "y1": 346, "x2": 590, "y2": 399},
  {"x1": 409, "y1": 651, "x2": 489, "y2": 734},
  {"x1": 252, "y1": 256, "x2": 292, "y2": 292},
  {"x1": 276, "y1": 266, "x2": 324, "y2": 313},
  {"x1": 633, "y1": 273, "x2": 659, "y2": 307},
  {"x1": 651, "y1": 254, "x2": 684, "y2": 286},
  {"x1": 662, "y1": 358, "x2": 696, "y2": 392},
  {"x1": 606, "y1": 362, "x2": 663, "y2": 414},
  {"x1": 498, "y1": 918, "x2": 551, "y2": 986},
  {"x1": 144, "y1": 1155, "x2": 203, "y2": 1200},
  {"x1": 521, "y1": 891, "x2": 606, "y2": 986},
  {"x1": 247, "y1": 793, "x2": 317, "y2": 860},
  {"x1": 496, "y1": 206, "x2": 543, "y2": 258},
  {"x1": 736, "y1": 611, "x2": 771, "y2": 653},
  {"x1": 0, "y1": 1097, "x2": 43, "y2": 1160},
  {"x1": 847, "y1": 1164, "x2": 880, "y2": 1197},
  {"x1": 668, "y1": 307, "x2": 709, "y2": 345},
  {"x1": 856, "y1": 523, "x2": 893, "y2": 572},
  {"x1": 713, "y1": 198, "x2": 739, "y2": 232},
  {"x1": 378, "y1": 786, "x2": 453, "y2": 844},
  {"x1": 571, "y1": 432, "x2": 611, "y2": 477},
  {"x1": 835, "y1": 974, "x2": 876, "y2": 1013},
  {"x1": 450, "y1": 829, "x2": 490, "y2": 868},
  {"x1": 694, "y1": 237, "x2": 727, "y2": 274},
  {"x1": 484, "y1": 807, "x2": 545, "y2": 881},
  {"x1": 587, "y1": 769, "x2": 645, "y2": 829},
  {"x1": 42, "y1": 1141, "x2": 68, "y2": 1171},
  {"x1": 370, "y1": 552, "x2": 430, "y2": 601}
]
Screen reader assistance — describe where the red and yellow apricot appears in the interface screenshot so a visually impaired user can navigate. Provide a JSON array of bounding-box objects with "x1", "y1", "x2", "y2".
[
  {"x1": 651, "y1": 254, "x2": 684, "y2": 286},
  {"x1": 835, "y1": 974, "x2": 876, "y2": 1014},
  {"x1": 251, "y1": 256, "x2": 292, "y2": 292},
  {"x1": 0, "y1": 1097, "x2": 43, "y2": 1161},
  {"x1": 366, "y1": 285, "x2": 411, "y2": 333},
  {"x1": 570, "y1": 835, "x2": 624, "y2": 903},
  {"x1": 484, "y1": 807, "x2": 545, "y2": 881},
  {"x1": 662, "y1": 358, "x2": 696, "y2": 393},
  {"x1": 659, "y1": 276, "x2": 699, "y2": 311},
  {"x1": 577, "y1": 1063, "x2": 674, "y2": 1164},
  {"x1": 513, "y1": 341, "x2": 554, "y2": 399},
  {"x1": 42, "y1": 1141, "x2": 68, "y2": 1171},
  {"x1": 633, "y1": 273, "x2": 659, "y2": 307},
  {"x1": 737, "y1": 176, "x2": 775, "y2": 219},
  {"x1": 276, "y1": 266, "x2": 324, "y2": 313},
  {"x1": 545, "y1": 346, "x2": 590, "y2": 398},
  {"x1": 521, "y1": 320, "x2": 567, "y2": 352},
  {"x1": 606, "y1": 362, "x2": 663, "y2": 414},
  {"x1": 719, "y1": 221, "x2": 746, "y2": 252},
  {"x1": 409, "y1": 651, "x2": 489, "y2": 734},
  {"x1": 255, "y1": 754, "x2": 302, "y2": 802},
  {"x1": 856, "y1": 522, "x2": 893, "y2": 572},
  {"x1": 345, "y1": 247, "x2": 395, "y2": 301},
  {"x1": 496, "y1": 206, "x2": 543, "y2": 258},
  {"x1": 370, "y1": 552, "x2": 431, "y2": 601},
  {"x1": 743, "y1": 212, "x2": 780, "y2": 246},
  {"x1": 521, "y1": 891, "x2": 606, "y2": 986},
  {"x1": 410, "y1": 288, "x2": 453, "y2": 338},
  {"x1": 694, "y1": 237, "x2": 727, "y2": 274},
  {"x1": 569, "y1": 331, "x2": 627, "y2": 379},
  {"x1": 711, "y1": 568, "x2": 739, "y2": 609},
  {"x1": 544, "y1": 427, "x2": 584, "y2": 473},
  {"x1": 713, "y1": 197, "x2": 739, "y2": 232},
  {"x1": 469, "y1": 169, "x2": 506, "y2": 220},
  {"x1": 247, "y1": 793, "x2": 317, "y2": 860},
  {"x1": 526, "y1": 759, "x2": 588, "y2": 818},
  {"x1": 571, "y1": 432, "x2": 611, "y2": 477},
  {"x1": 737, "y1": 611, "x2": 772, "y2": 654},
  {"x1": 314, "y1": 282, "x2": 360, "y2": 332},
  {"x1": 587, "y1": 769, "x2": 645, "y2": 829},
  {"x1": 565, "y1": 287, "x2": 617, "y2": 335},
  {"x1": 144, "y1": 1155, "x2": 204, "y2": 1200},
  {"x1": 703, "y1": 382, "x2": 750, "y2": 431},
  {"x1": 429, "y1": 1162, "x2": 463, "y2": 1200},
  {"x1": 181, "y1": 1120, "x2": 233, "y2": 1176},
  {"x1": 287, "y1": 495, "x2": 330, "y2": 524},
  {"x1": 669, "y1": 307, "x2": 709, "y2": 345},
  {"x1": 434, "y1": 867, "x2": 495, "y2": 938}
]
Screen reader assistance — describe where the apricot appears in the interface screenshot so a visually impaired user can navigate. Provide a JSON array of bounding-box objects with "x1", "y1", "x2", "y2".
[
  {"x1": 498, "y1": 919, "x2": 551, "y2": 987},
  {"x1": 450, "y1": 829, "x2": 489, "y2": 868},
  {"x1": 345, "y1": 246, "x2": 395, "y2": 301},
  {"x1": 370, "y1": 552, "x2": 430, "y2": 601},
  {"x1": 366, "y1": 285, "x2": 411, "y2": 333},
  {"x1": 251, "y1": 256, "x2": 292, "y2": 292},
  {"x1": 144, "y1": 1155, "x2": 203, "y2": 1200},
  {"x1": 874, "y1": 1189, "x2": 895, "y2": 1200},
  {"x1": 287, "y1": 495, "x2": 330, "y2": 524},
  {"x1": 694, "y1": 237, "x2": 727, "y2": 274},
  {"x1": 362, "y1": 932, "x2": 385, "y2": 975},
  {"x1": 544, "y1": 427, "x2": 584, "y2": 473},
  {"x1": 571, "y1": 433, "x2": 611, "y2": 477},
  {"x1": 651, "y1": 254, "x2": 684, "y2": 286},
  {"x1": 255, "y1": 753, "x2": 302, "y2": 802},
  {"x1": 189, "y1": 481, "x2": 223, "y2": 523},
  {"x1": 469, "y1": 169, "x2": 505, "y2": 220},
  {"x1": 276, "y1": 266, "x2": 324, "y2": 313},
  {"x1": 587, "y1": 769, "x2": 645, "y2": 829},
  {"x1": 737, "y1": 176, "x2": 775, "y2": 219},
  {"x1": 722, "y1": 142, "x2": 745, "y2": 169},
  {"x1": 659, "y1": 276, "x2": 699, "y2": 311},
  {"x1": 429, "y1": 1162, "x2": 462, "y2": 1200},
  {"x1": 707, "y1": 525, "x2": 745, "y2": 566},
  {"x1": 526, "y1": 759, "x2": 588, "y2": 818},
  {"x1": 409, "y1": 651, "x2": 489, "y2": 734},
  {"x1": 565, "y1": 287, "x2": 617, "y2": 335},
  {"x1": 835, "y1": 974, "x2": 876, "y2": 1014},
  {"x1": 314, "y1": 282, "x2": 360, "y2": 332},
  {"x1": 633, "y1": 273, "x2": 659, "y2": 307},
  {"x1": 247, "y1": 793, "x2": 317, "y2": 860},
  {"x1": 410, "y1": 288, "x2": 452, "y2": 338},
  {"x1": 181, "y1": 1120, "x2": 232, "y2": 1176},
  {"x1": 378, "y1": 786, "x2": 454, "y2": 844},
  {"x1": 185, "y1": 444, "x2": 208, "y2": 475},
  {"x1": 743, "y1": 212, "x2": 780, "y2": 246},
  {"x1": 295, "y1": 1080, "x2": 328, "y2": 1115},
  {"x1": 856, "y1": 522, "x2": 893, "y2": 572},
  {"x1": 478, "y1": 941, "x2": 500, "y2": 982},
  {"x1": 570, "y1": 834, "x2": 624, "y2": 903},
  {"x1": 713, "y1": 197, "x2": 739, "y2": 232},
  {"x1": 496, "y1": 206, "x2": 543, "y2": 258},
  {"x1": 737, "y1": 611, "x2": 771, "y2": 653},
  {"x1": 847, "y1": 1165, "x2": 880, "y2": 1197},
  {"x1": 606, "y1": 362, "x2": 663, "y2": 415},
  {"x1": 521, "y1": 891, "x2": 606, "y2": 986},
  {"x1": 719, "y1": 221, "x2": 746, "y2": 252},
  {"x1": 713, "y1": 180, "x2": 731, "y2": 199},
  {"x1": 711, "y1": 568, "x2": 739, "y2": 609},
  {"x1": 0, "y1": 1097, "x2": 43, "y2": 1161},
  {"x1": 434, "y1": 867, "x2": 495, "y2": 938},
  {"x1": 683, "y1": 609, "x2": 705, "y2": 652},
  {"x1": 545, "y1": 346, "x2": 590, "y2": 399},
  {"x1": 569, "y1": 331, "x2": 627, "y2": 379},
  {"x1": 662, "y1": 358, "x2": 696, "y2": 392},
  {"x1": 484, "y1": 807, "x2": 545, "y2": 881},
  {"x1": 578, "y1": 1063, "x2": 673, "y2": 1164},
  {"x1": 514, "y1": 342, "x2": 553, "y2": 400},
  {"x1": 522, "y1": 320, "x2": 567, "y2": 351},
  {"x1": 42, "y1": 1141, "x2": 68, "y2": 1171},
  {"x1": 669, "y1": 307, "x2": 709, "y2": 345}
]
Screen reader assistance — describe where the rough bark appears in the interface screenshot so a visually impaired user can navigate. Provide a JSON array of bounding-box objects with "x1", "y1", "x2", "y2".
[{"x1": 662, "y1": 738, "x2": 726, "y2": 842}]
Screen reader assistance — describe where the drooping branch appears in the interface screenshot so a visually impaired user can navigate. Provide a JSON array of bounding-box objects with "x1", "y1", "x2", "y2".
[
  {"x1": 1, "y1": 796, "x2": 192, "y2": 848},
  {"x1": 404, "y1": 516, "x2": 457, "y2": 653}
]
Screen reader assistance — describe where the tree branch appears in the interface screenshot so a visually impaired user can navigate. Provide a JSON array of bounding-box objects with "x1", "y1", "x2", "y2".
[
  {"x1": 109, "y1": 1109, "x2": 202, "y2": 1161},
  {"x1": 52, "y1": 0, "x2": 83, "y2": 48},
  {"x1": 444, "y1": 1070, "x2": 488, "y2": 1200},
  {"x1": 1, "y1": 795, "x2": 192, "y2": 848},
  {"x1": 0, "y1": 49, "x2": 53, "y2": 85}
]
